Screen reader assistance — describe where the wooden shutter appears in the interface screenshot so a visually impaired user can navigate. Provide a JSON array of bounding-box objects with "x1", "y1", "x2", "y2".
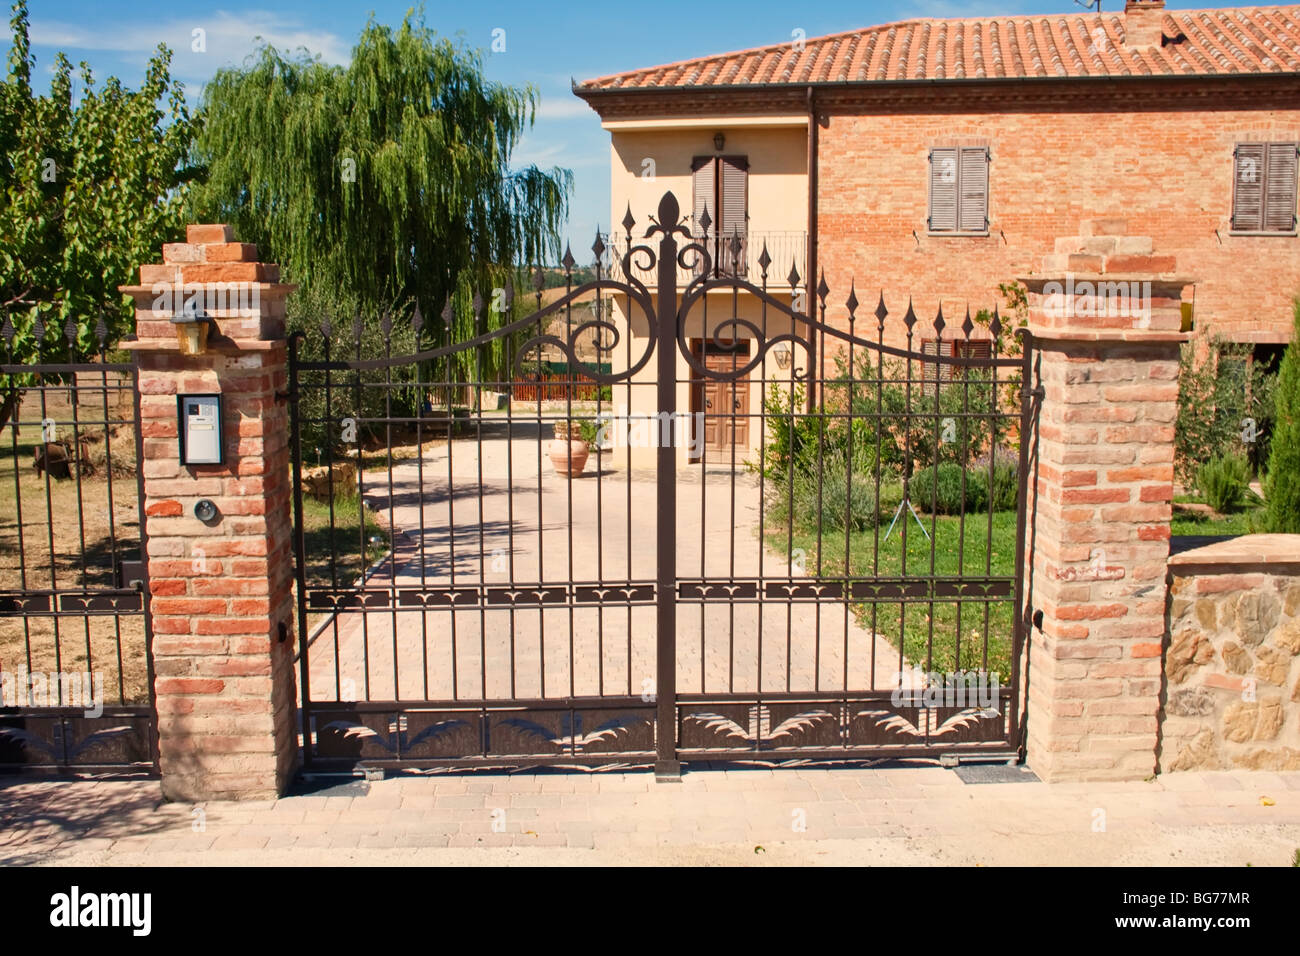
[
  {"x1": 959, "y1": 147, "x2": 990, "y2": 233},
  {"x1": 1263, "y1": 142, "x2": 1298, "y2": 233},
  {"x1": 691, "y1": 157, "x2": 716, "y2": 277},
  {"x1": 920, "y1": 339, "x2": 954, "y2": 393},
  {"x1": 1233, "y1": 143, "x2": 1266, "y2": 231},
  {"x1": 692, "y1": 157, "x2": 716, "y2": 236},
  {"x1": 719, "y1": 156, "x2": 748, "y2": 275},
  {"x1": 954, "y1": 339, "x2": 992, "y2": 381},
  {"x1": 929, "y1": 148, "x2": 958, "y2": 232},
  {"x1": 930, "y1": 148, "x2": 961, "y2": 232}
]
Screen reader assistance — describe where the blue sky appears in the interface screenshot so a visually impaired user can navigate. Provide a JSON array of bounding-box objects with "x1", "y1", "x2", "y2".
[{"x1": 22, "y1": 0, "x2": 1269, "y2": 258}]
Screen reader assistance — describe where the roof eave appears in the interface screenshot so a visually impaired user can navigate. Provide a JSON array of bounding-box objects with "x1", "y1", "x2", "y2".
[{"x1": 574, "y1": 69, "x2": 1300, "y2": 100}]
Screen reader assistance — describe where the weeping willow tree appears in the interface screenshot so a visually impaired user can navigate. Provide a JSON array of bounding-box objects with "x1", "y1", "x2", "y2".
[{"x1": 188, "y1": 9, "x2": 572, "y2": 391}]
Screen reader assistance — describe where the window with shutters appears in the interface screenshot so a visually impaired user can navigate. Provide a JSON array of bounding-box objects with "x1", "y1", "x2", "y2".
[
  {"x1": 920, "y1": 338, "x2": 993, "y2": 393},
  {"x1": 692, "y1": 155, "x2": 748, "y2": 275},
  {"x1": 1232, "y1": 142, "x2": 1299, "y2": 234},
  {"x1": 928, "y1": 146, "x2": 990, "y2": 235}
]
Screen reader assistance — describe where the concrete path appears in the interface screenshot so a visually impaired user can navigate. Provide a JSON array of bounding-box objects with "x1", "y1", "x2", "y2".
[
  {"x1": 307, "y1": 421, "x2": 910, "y2": 703},
  {"x1": 4, "y1": 767, "x2": 1299, "y2": 866}
]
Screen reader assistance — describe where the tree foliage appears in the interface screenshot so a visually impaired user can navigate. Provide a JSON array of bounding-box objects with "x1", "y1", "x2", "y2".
[
  {"x1": 188, "y1": 9, "x2": 572, "y2": 379},
  {"x1": 0, "y1": 0, "x2": 197, "y2": 372},
  {"x1": 1175, "y1": 337, "x2": 1278, "y2": 484},
  {"x1": 1263, "y1": 300, "x2": 1300, "y2": 533}
]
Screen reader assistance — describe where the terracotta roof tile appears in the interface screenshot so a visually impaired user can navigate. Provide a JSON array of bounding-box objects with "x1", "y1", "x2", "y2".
[{"x1": 577, "y1": 5, "x2": 1300, "y2": 92}]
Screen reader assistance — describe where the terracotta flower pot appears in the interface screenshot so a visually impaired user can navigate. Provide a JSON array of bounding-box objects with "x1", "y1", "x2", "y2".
[{"x1": 549, "y1": 438, "x2": 589, "y2": 477}]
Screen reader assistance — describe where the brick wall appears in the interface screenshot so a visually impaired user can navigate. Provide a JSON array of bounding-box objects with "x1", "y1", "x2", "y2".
[
  {"x1": 816, "y1": 104, "x2": 1300, "y2": 347},
  {"x1": 121, "y1": 225, "x2": 299, "y2": 801},
  {"x1": 1020, "y1": 229, "x2": 1187, "y2": 781}
]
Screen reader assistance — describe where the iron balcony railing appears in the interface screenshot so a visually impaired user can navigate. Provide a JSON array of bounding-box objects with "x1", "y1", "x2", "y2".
[{"x1": 597, "y1": 231, "x2": 807, "y2": 289}]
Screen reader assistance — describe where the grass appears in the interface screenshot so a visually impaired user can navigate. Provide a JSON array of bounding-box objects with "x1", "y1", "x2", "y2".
[
  {"x1": 298, "y1": 489, "x2": 390, "y2": 591},
  {"x1": 1170, "y1": 504, "x2": 1265, "y2": 537},
  {"x1": 765, "y1": 482, "x2": 1266, "y2": 682},
  {"x1": 767, "y1": 508, "x2": 1019, "y2": 681}
]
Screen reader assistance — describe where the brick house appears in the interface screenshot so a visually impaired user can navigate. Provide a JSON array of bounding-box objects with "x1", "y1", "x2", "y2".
[{"x1": 574, "y1": 0, "x2": 1300, "y2": 466}]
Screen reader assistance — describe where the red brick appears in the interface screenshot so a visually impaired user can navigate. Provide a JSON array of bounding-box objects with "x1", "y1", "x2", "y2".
[
  {"x1": 201, "y1": 242, "x2": 258, "y2": 262},
  {"x1": 152, "y1": 597, "x2": 228, "y2": 615},
  {"x1": 1103, "y1": 254, "x2": 1177, "y2": 273},
  {"x1": 1138, "y1": 483, "x2": 1174, "y2": 503},
  {"x1": 156, "y1": 677, "x2": 225, "y2": 695},
  {"x1": 186, "y1": 224, "x2": 235, "y2": 243},
  {"x1": 1062, "y1": 487, "x2": 1130, "y2": 504}
]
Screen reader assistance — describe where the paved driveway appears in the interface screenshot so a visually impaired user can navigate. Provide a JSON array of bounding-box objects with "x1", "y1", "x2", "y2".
[{"x1": 305, "y1": 420, "x2": 907, "y2": 703}]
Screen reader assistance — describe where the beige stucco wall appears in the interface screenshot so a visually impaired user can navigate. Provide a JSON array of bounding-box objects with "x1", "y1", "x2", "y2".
[
  {"x1": 601, "y1": 122, "x2": 810, "y2": 469},
  {"x1": 607, "y1": 123, "x2": 808, "y2": 240}
]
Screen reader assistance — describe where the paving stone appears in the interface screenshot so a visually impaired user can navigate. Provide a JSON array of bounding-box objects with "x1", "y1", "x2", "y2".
[{"x1": 2, "y1": 767, "x2": 1298, "y2": 865}]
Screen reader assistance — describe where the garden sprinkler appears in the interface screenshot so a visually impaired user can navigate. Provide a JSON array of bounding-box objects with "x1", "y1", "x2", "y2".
[{"x1": 883, "y1": 493, "x2": 931, "y2": 543}]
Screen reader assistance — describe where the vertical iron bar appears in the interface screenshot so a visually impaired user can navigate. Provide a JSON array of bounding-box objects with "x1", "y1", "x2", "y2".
[
  {"x1": 288, "y1": 334, "x2": 313, "y2": 767},
  {"x1": 1009, "y1": 332, "x2": 1035, "y2": 750},
  {"x1": 130, "y1": 359, "x2": 161, "y2": 775},
  {"x1": 655, "y1": 224, "x2": 680, "y2": 780}
]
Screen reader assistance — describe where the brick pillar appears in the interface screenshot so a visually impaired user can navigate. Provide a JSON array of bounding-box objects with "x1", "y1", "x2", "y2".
[
  {"x1": 1020, "y1": 219, "x2": 1192, "y2": 781},
  {"x1": 120, "y1": 225, "x2": 298, "y2": 801}
]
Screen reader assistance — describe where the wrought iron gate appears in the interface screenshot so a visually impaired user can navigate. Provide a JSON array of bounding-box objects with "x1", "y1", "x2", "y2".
[
  {"x1": 289, "y1": 191, "x2": 1037, "y2": 775},
  {"x1": 0, "y1": 317, "x2": 158, "y2": 774}
]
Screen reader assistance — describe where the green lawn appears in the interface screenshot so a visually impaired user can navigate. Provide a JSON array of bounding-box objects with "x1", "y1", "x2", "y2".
[
  {"x1": 1170, "y1": 504, "x2": 1265, "y2": 537},
  {"x1": 298, "y1": 489, "x2": 390, "y2": 591},
  {"x1": 767, "y1": 499, "x2": 1260, "y2": 683},
  {"x1": 767, "y1": 510, "x2": 1020, "y2": 681}
]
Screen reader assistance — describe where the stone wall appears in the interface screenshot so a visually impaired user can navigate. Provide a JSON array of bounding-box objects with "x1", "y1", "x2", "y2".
[{"x1": 1160, "y1": 535, "x2": 1300, "y2": 772}]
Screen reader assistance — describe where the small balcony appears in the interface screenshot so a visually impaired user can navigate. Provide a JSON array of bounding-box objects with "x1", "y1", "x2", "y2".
[{"x1": 597, "y1": 231, "x2": 807, "y2": 290}]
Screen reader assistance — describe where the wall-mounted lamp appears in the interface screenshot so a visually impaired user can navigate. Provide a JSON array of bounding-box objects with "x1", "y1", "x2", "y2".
[
  {"x1": 713, "y1": 132, "x2": 726, "y2": 151},
  {"x1": 171, "y1": 309, "x2": 211, "y2": 356},
  {"x1": 773, "y1": 344, "x2": 792, "y2": 370}
]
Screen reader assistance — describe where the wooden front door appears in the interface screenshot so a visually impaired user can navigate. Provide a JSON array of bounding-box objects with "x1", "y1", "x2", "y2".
[{"x1": 694, "y1": 344, "x2": 750, "y2": 463}]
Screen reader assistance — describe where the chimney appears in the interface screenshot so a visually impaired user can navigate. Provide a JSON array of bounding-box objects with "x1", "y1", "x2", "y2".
[{"x1": 1124, "y1": 0, "x2": 1167, "y2": 48}]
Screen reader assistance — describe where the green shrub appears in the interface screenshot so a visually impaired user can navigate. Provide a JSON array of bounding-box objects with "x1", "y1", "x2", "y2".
[
  {"x1": 1198, "y1": 453, "x2": 1251, "y2": 514},
  {"x1": 908, "y1": 463, "x2": 976, "y2": 515},
  {"x1": 972, "y1": 448, "x2": 1020, "y2": 512},
  {"x1": 906, "y1": 457, "x2": 1019, "y2": 515},
  {"x1": 791, "y1": 452, "x2": 878, "y2": 533},
  {"x1": 1264, "y1": 299, "x2": 1300, "y2": 532},
  {"x1": 1175, "y1": 337, "x2": 1279, "y2": 483},
  {"x1": 758, "y1": 382, "x2": 821, "y2": 481}
]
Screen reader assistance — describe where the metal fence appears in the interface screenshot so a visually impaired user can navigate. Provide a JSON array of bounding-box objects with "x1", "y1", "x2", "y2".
[
  {"x1": 288, "y1": 192, "x2": 1037, "y2": 774},
  {"x1": 0, "y1": 316, "x2": 157, "y2": 774}
]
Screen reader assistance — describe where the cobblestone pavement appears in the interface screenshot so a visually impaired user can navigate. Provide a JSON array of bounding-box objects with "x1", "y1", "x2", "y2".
[{"x1": 4, "y1": 766, "x2": 1300, "y2": 866}]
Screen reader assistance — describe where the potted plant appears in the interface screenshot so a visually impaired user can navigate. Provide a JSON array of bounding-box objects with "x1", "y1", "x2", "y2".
[{"x1": 549, "y1": 420, "x2": 590, "y2": 476}]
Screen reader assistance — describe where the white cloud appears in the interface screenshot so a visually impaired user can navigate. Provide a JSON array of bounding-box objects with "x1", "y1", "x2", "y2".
[
  {"x1": 533, "y1": 96, "x2": 596, "y2": 121},
  {"x1": 30, "y1": 9, "x2": 350, "y2": 77}
]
